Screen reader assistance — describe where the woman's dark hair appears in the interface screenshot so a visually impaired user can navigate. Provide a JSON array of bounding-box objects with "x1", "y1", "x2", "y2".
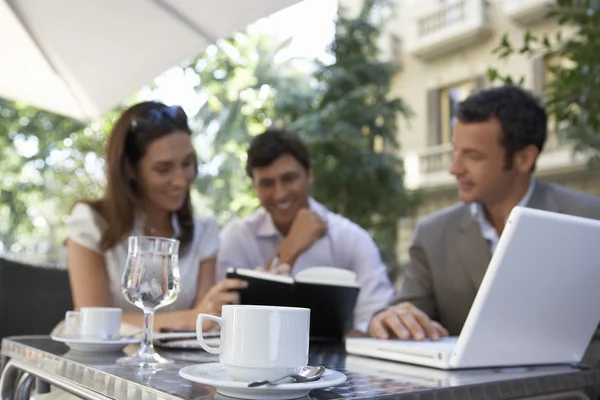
[
  {"x1": 457, "y1": 85, "x2": 547, "y2": 170},
  {"x1": 246, "y1": 129, "x2": 311, "y2": 177},
  {"x1": 77, "y1": 101, "x2": 196, "y2": 253}
]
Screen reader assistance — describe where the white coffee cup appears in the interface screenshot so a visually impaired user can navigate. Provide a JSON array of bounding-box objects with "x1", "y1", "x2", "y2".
[
  {"x1": 197, "y1": 305, "x2": 310, "y2": 382},
  {"x1": 65, "y1": 307, "x2": 122, "y2": 340}
]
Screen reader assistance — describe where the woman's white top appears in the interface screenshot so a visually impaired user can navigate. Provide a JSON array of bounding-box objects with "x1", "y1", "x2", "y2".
[{"x1": 66, "y1": 203, "x2": 219, "y2": 313}]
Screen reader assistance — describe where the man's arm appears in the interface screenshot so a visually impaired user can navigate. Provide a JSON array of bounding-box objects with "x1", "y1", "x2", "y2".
[
  {"x1": 368, "y1": 222, "x2": 447, "y2": 341},
  {"x1": 347, "y1": 227, "x2": 395, "y2": 333},
  {"x1": 391, "y1": 223, "x2": 437, "y2": 319},
  {"x1": 277, "y1": 209, "x2": 327, "y2": 268},
  {"x1": 216, "y1": 219, "x2": 259, "y2": 281}
]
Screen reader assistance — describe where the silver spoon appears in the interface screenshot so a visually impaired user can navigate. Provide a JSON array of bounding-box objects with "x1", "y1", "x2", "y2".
[{"x1": 247, "y1": 365, "x2": 326, "y2": 387}]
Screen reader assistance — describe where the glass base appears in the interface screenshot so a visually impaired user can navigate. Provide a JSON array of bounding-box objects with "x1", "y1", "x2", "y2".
[{"x1": 117, "y1": 348, "x2": 173, "y2": 368}]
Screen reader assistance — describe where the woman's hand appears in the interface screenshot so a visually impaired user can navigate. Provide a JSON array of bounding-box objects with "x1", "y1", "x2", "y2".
[{"x1": 192, "y1": 278, "x2": 248, "y2": 331}]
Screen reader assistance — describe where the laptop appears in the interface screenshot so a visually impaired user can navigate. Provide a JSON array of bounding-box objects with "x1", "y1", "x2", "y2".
[
  {"x1": 346, "y1": 206, "x2": 600, "y2": 369},
  {"x1": 344, "y1": 355, "x2": 576, "y2": 387}
]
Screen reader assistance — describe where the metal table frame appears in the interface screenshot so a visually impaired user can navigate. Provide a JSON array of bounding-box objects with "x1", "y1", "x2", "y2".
[{"x1": 2, "y1": 336, "x2": 600, "y2": 400}]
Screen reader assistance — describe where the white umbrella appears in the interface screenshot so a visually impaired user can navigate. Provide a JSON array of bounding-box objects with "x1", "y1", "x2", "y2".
[{"x1": 0, "y1": 0, "x2": 302, "y2": 121}]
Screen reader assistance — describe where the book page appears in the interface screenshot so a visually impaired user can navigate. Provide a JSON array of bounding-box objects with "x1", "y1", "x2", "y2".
[
  {"x1": 226, "y1": 267, "x2": 294, "y2": 284},
  {"x1": 295, "y1": 266, "x2": 358, "y2": 287}
]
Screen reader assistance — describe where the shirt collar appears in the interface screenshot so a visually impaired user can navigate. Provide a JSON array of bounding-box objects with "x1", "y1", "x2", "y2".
[
  {"x1": 470, "y1": 177, "x2": 536, "y2": 221},
  {"x1": 256, "y1": 197, "x2": 328, "y2": 238}
]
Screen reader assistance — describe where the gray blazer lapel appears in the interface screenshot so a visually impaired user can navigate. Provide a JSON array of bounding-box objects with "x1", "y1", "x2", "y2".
[
  {"x1": 452, "y1": 180, "x2": 557, "y2": 290},
  {"x1": 455, "y1": 207, "x2": 492, "y2": 289},
  {"x1": 525, "y1": 181, "x2": 560, "y2": 212}
]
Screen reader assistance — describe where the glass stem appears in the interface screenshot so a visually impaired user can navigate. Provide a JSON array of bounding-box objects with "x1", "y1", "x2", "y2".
[{"x1": 141, "y1": 310, "x2": 154, "y2": 352}]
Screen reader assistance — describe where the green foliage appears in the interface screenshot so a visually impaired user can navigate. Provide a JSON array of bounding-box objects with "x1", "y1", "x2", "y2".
[
  {"x1": 1, "y1": 1, "x2": 416, "y2": 276},
  {"x1": 487, "y1": 0, "x2": 600, "y2": 163},
  {"x1": 188, "y1": 0, "x2": 415, "y2": 279},
  {"x1": 0, "y1": 99, "x2": 109, "y2": 262},
  {"x1": 188, "y1": 32, "x2": 316, "y2": 223},
  {"x1": 291, "y1": 0, "x2": 415, "y2": 280}
]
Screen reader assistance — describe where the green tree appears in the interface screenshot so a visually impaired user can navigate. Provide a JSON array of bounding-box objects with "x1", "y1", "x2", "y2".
[
  {"x1": 186, "y1": 33, "x2": 315, "y2": 223},
  {"x1": 487, "y1": 0, "x2": 600, "y2": 163},
  {"x1": 0, "y1": 31, "x2": 310, "y2": 263},
  {"x1": 292, "y1": 0, "x2": 415, "y2": 280},
  {"x1": 0, "y1": 99, "x2": 109, "y2": 263}
]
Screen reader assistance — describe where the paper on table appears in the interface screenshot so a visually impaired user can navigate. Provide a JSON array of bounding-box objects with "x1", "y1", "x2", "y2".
[{"x1": 153, "y1": 330, "x2": 220, "y2": 350}]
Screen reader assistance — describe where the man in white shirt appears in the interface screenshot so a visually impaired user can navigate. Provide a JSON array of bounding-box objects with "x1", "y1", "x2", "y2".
[
  {"x1": 369, "y1": 85, "x2": 600, "y2": 341},
  {"x1": 217, "y1": 129, "x2": 394, "y2": 332}
]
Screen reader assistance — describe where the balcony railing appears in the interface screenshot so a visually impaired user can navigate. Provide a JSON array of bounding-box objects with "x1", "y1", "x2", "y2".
[
  {"x1": 418, "y1": 1, "x2": 466, "y2": 37},
  {"x1": 406, "y1": 0, "x2": 491, "y2": 60},
  {"x1": 418, "y1": 143, "x2": 453, "y2": 175},
  {"x1": 404, "y1": 133, "x2": 585, "y2": 190}
]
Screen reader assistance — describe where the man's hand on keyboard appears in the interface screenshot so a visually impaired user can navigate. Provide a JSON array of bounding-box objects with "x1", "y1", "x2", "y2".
[{"x1": 368, "y1": 302, "x2": 449, "y2": 341}]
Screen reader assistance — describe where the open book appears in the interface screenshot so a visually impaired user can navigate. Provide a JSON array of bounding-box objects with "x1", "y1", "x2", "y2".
[{"x1": 226, "y1": 266, "x2": 360, "y2": 342}]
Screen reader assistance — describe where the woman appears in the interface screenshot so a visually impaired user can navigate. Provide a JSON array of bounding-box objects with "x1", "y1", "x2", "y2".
[{"x1": 66, "y1": 101, "x2": 246, "y2": 331}]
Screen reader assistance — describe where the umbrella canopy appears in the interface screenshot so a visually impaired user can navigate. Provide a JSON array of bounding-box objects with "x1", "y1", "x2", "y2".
[{"x1": 0, "y1": 0, "x2": 302, "y2": 121}]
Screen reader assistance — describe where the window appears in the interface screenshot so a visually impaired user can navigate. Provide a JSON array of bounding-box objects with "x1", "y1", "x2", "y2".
[
  {"x1": 441, "y1": 82, "x2": 473, "y2": 144},
  {"x1": 426, "y1": 77, "x2": 485, "y2": 147},
  {"x1": 440, "y1": 80, "x2": 475, "y2": 144}
]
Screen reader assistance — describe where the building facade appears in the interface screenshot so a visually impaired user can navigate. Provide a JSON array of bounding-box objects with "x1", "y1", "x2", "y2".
[{"x1": 338, "y1": 0, "x2": 598, "y2": 264}]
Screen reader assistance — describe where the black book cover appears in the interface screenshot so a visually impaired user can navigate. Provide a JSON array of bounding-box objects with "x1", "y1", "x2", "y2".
[
  {"x1": 226, "y1": 269, "x2": 296, "y2": 307},
  {"x1": 226, "y1": 267, "x2": 360, "y2": 342}
]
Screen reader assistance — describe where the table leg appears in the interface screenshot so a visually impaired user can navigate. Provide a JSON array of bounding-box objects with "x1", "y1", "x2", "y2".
[
  {"x1": 14, "y1": 373, "x2": 35, "y2": 400},
  {"x1": 0, "y1": 360, "x2": 112, "y2": 400},
  {"x1": 36, "y1": 378, "x2": 51, "y2": 394},
  {"x1": 0, "y1": 359, "x2": 19, "y2": 400}
]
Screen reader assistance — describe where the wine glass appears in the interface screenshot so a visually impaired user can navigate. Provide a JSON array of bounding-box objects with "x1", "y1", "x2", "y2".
[{"x1": 117, "y1": 236, "x2": 181, "y2": 367}]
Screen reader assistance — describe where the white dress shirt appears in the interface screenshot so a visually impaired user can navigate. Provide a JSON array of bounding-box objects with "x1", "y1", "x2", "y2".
[
  {"x1": 470, "y1": 177, "x2": 536, "y2": 254},
  {"x1": 216, "y1": 198, "x2": 394, "y2": 332}
]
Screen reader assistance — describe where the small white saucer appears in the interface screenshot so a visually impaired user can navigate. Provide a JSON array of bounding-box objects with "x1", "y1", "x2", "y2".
[
  {"x1": 179, "y1": 363, "x2": 346, "y2": 400},
  {"x1": 51, "y1": 334, "x2": 140, "y2": 352}
]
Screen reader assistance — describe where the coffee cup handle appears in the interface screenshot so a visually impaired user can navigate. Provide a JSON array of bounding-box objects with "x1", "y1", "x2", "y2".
[
  {"x1": 196, "y1": 314, "x2": 222, "y2": 354},
  {"x1": 65, "y1": 311, "x2": 80, "y2": 335}
]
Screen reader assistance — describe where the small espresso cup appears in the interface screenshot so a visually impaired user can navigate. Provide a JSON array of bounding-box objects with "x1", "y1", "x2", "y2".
[
  {"x1": 197, "y1": 305, "x2": 310, "y2": 382},
  {"x1": 65, "y1": 307, "x2": 122, "y2": 340}
]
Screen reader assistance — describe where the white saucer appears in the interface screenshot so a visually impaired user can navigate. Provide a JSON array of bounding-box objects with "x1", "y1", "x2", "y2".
[
  {"x1": 51, "y1": 334, "x2": 140, "y2": 352},
  {"x1": 179, "y1": 363, "x2": 346, "y2": 400}
]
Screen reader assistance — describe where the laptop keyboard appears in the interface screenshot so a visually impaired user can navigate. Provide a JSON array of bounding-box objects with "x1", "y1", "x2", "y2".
[{"x1": 387, "y1": 337, "x2": 457, "y2": 351}]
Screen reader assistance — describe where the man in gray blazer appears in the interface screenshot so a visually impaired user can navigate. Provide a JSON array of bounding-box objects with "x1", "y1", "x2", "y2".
[{"x1": 369, "y1": 85, "x2": 600, "y2": 341}]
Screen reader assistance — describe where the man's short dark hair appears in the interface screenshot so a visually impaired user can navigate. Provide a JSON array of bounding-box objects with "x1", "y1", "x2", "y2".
[
  {"x1": 246, "y1": 129, "x2": 311, "y2": 177},
  {"x1": 457, "y1": 85, "x2": 547, "y2": 170}
]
